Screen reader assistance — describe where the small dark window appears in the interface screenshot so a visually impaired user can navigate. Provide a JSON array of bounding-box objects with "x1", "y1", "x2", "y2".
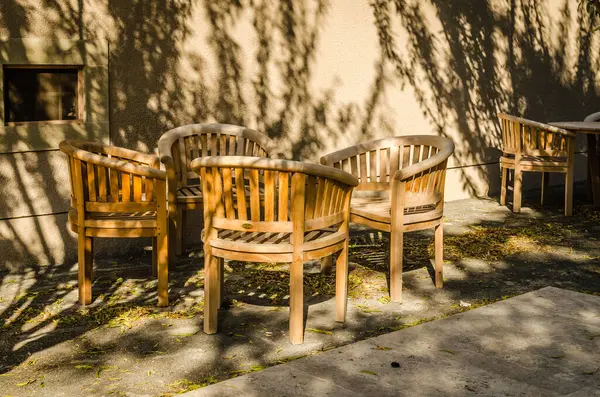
[{"x1": 4, "y1": 66, "x2": 80, "y2": 124}]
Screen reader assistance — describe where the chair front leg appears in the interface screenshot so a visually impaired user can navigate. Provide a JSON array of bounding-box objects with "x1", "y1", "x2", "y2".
[
  {"x1": 78, "y1": 234, "x2": 93, "y2": 305},
  {"x1": 500, "y1": 165, "x2": 508, "y2": 206},
  {"x1": 203, "y1": 247, "x2": 219, "y2": 335},
  {"x1": 513, "y1": 158, "x2": 523, "y2": 213},
  {"x1": 335, "y1": 243, "x2": 349, "y2": 322},
  {"x1": 289, "y1": 254, "x2": 304, "y2": 345},
  {"x1": 389, "y1": 228, "x2": 403, "y2": 302}
]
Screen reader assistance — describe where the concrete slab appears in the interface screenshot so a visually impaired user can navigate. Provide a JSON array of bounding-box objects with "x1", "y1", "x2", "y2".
[{"x1": 185, "y1": 287, "x2": 600, "y2": 397}]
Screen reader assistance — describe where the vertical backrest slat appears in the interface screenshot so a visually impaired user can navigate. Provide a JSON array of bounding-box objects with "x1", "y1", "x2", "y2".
[
  {"x1": 312, "y1": 177, "x2": 326, "y2": 218},
  {"x1": 236, "y1": 136, "x2": 245, "y2": 155},
  {"x1": 359, "y1": 153, "x2": 367, "y2": 183},
  {"x1": 278, "y1": 172, "x2": 289, "y2": 221},
  {"x1": 190, "y1": 135, "x2": 199, "y2": 162},
  {"x1": 145, "y1": 176, "x2": 154, "y2": 201},
  {"x1": 350, "y1": 155, "x2": 359, "y2": 177},
  {"x1": 200, "y1": 134, "x2": 208, "y2": 157},
  {"x1": 234, "y1": 168, "x2": 248, "y2": 220},
  {"x1": 328, "y1": 182, "x2": 339, "y2": 215},
  {"x1": 178, "y1": 138, "x2": 188, "y2": 186},
  {"x1": 264, "y1": 170, "x2": 276, "y2": 221},
  {"x1": 210, "y1": 134, "x2": 218, "y2": 156},
  {"x1": 73, "y1": 158, "x2": 85, "y2": 227},
  {"x1": 184, "y1": 136, "x2": 193, "y2": 171},
  {"x1": 379, "y1": 147, "x2": 388, "y2": 182},
  {"x1": 305, "y1": 175, "x2": 318, "y2": 219},
  {"x1": 133, "y1": 175, "x2": 143, "y2": 202},
  {"x1": 249, "y1": 169, "x2": 260, "y2": 221},
  {"x1": 87, "y1": 163, "x2": 96, "y2": 201},
  {"x1": 390, "y1": 146, "x2": 399, "y2": 178},
  {"x1": 219, "y1": 134, "x2": 227, "y2": 156},
  {"x1": 228, "y1": 135, "x2": 237, "y2": 155},
  {"x1": 320, "y1": 179, "x2": 333, "y2": 217},
  {"x1": 121, "y1": 172, "x2": 131, "y2": 202},
  {"x1": 97, "y1": 165, "x2": 108, "y2": 201},
  {"x1": 291, "y1": 172, "x2": 306, "y2": 245},
  {"x1": 369, "y1": 150, "x2": 377, "y2": 183},
  {"x1": 67, "y1": 156, "x2": 76, "y2": 207},
  {"x1": 213, "y1": 167, "x2": 224, "y2": 218},
  {"x1": 109, "y1": 167, "x2": 119, "y2": 202},
  {"x1": 222, "y1": 167, "x2": 234, "y2": 219}
]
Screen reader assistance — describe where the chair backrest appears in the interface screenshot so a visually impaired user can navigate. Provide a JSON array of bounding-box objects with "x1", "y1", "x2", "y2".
[
  {"x1": 60, "y1": 140, "x2": 166, "y2": 217},
  {"x1": 320, "y1": 135, "x2": 454, "y2": 205},
  {"x1": 158, "y1": 124, "x2": 277, "y2": 189},
  {"x1": 190, "y1": 156, "x2": 359, "y2": 245},
  {"x1": 498, "y1": 113, "x2": 572, "y2": 158}
]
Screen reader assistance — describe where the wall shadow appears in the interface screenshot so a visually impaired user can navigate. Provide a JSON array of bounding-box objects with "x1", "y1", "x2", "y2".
[{"x1": 0, "y1": 0, "x2": 600, "y2": 393}]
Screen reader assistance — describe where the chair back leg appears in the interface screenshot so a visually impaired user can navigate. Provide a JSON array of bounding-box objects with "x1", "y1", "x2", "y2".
[
  {"x1": 434, "y1": 223, "x2": 444, "y2": 288},
  {"x1": 565, "y1": 145, "x2": 575, "y2": 216},
  {"x1": 320, "y1": 256, "x2": 333, "y2": 274},
  {"x1": 500, "y1": 166, "x2": 508, "y2": 206}
]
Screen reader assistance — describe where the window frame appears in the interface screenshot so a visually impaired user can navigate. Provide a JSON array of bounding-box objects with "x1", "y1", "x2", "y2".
[{"x1": 3, "y1": 64, "x2": 84, "y2": 126}]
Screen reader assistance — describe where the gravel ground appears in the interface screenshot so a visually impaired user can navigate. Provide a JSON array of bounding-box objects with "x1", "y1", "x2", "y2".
[{"x1": 1, "y1": 187, "x2": 600, "y2": 397}]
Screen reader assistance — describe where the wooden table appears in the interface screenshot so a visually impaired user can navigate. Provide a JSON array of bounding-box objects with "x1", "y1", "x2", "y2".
[{"x1": 550, "y1": 121, "x2": 600, "y2": 206}]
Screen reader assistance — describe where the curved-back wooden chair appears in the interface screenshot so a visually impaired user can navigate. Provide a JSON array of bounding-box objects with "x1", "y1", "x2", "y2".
[
  {"x1": 320, "y1": 135, "x2": 454, "y2": 303},
  {"x1": 498, "y1": 113, "x2": 575, "y2": 216},
  {"x1": 191, "y1": 156, "x2": 358, "y2": 344},
  {"x1": 158, "y1": 124, "x2": 277, "y2": 257},
  {"x1": 60, "y1": 140, "x2": 169, "y2": 307}
]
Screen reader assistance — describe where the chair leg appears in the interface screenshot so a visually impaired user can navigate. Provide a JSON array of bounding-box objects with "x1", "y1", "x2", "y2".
[
  {"x1": 500, "y1": 166, "x2": 507, "y2": 206},
  {"x1": 335, "y1": 243, "x2": 349, "y2": 323},
  {"x1": 541, "y1": 172, "x2": 549, "y2": 206},
  {"x1": 565, "y1": 164, "x2": 574, "y2": 216},
  {"x1": 204, "y1": 248, "x2": 219, "y2": 335},
  {"x1": 216, "y1": 258, "x2": 224, "y2": 309},
  {"x1": 175, "y1": 207, "x2": 185, "y2": 256},
  {"x1": 152, "y1": 237, "x2": 158, "y2": 277},
  {"x1": 157, "y1": 230, "x2": 169, "y2": 307},
  {"x1": 389, "y1": 228, "x2": 403, "y2": 303},
  {"x1": 434, "y1": 223, "x2": 443, "y2": 288},
  {"x1": 320, "y1": 256, "x2": 333, "y2": 274},
  {"x1": 168, "y1": 217, "x2": 177, "y2": 266},
  {"x1": 289, "y1": 256, "x2": 304, "y2": 345},
  {"x1": 513, "y1": 167, "x2": 523, "y2": 213},
  {"x1": 78, "y1": 235, "x2": 93, "y2": 305}
]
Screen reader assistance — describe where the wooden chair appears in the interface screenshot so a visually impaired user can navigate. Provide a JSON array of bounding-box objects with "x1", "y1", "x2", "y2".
[
  {"x1": 191, "y1": 156, "x2": 358, "y2": 344},
  {"x1": 320, "y1": 136, "x2": 454, "y2": 303},
  {"x1": 158, "y1": 124, "x2": 277, "y2": 258},
  {"x1": 498, "y1": 113, "x2": 575, "y2": 216},
  {"x1": 60, "y1": 140, "x2": 169, "y2": 307}
]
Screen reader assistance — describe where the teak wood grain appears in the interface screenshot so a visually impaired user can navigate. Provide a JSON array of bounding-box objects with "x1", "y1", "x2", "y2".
[
  {"x1": 321, "y1": 135, "x2": 455, "y2": 302},
  {"x1": 191, "y1": 156, "x2": 358, "y2": 345},
  {"x1": 498, "y1": 113, "x2": 575, "y2": 216},
  {"x1": 158, "y1": 124, "x2": 277, "y2": 260},
  {"x1": 60, "y1": 140, "x2": 169, "y2": 307}
]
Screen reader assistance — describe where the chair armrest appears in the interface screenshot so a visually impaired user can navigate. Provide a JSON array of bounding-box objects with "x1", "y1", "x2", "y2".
[
  {"x1": 392, "y1": 140, "x2": 454, "y2": 182},
  {"x1": 62, "y1": 145, "x2": 166, "y2": 180},
  {"x1": 498, "y1": 113, "x2": 576, "y2": 138}
]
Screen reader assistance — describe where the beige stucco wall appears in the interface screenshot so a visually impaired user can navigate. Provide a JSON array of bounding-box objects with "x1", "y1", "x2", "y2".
[{"x1": 0, "y1": 0, "x2": 598, "y2": 270}]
